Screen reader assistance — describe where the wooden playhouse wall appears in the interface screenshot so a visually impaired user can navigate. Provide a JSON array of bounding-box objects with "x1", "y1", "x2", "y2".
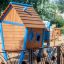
[
  {"x1": 27, "y1": 28, "x2": 42, "y2": 49},
  {"x1": 2, "y1": 7, "x2": 25, "y2": 51}
]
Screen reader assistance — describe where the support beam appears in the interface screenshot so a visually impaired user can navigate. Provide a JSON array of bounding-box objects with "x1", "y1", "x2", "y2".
[
  {"x1": 18, "y1": 28, "x2": 28, "y2": 63},
  {"x1": 57, "y1": 46, "x2": 60, "y2": 64},
  {"x1": 0, "y1": 20, "x2": 24, "y2": 26},
  {"x1": 42, "y1": 29, "x2": 45, "y2": 48},
  {"x1": 47, "y1": 31, "x2": 50, "y2": 47},
  {"x1": 9, "y1": 2, "x2": 32, "y2": 7},
  {"x1": 1, "y1": 23, "x2": 8, "y2": 61}
]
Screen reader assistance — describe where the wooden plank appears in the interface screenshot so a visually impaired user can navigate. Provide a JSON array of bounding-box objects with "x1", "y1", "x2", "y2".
[
  {"x1": 3, "y1": 27, "x2": 25, "y2": 31},
  {"x1": 20, "y1": 15, "x2": 41, "y2": 20},
  {"x1": 17, "y1": 14, "x2": 40, "y2": 18},
  {"x1": 5, "y1": 44, "x2": 22, "y2": 51},
  {"x1": 16, "y1": 9, "x2": 37, "y2": 14},
  {"x1": 4, "y1": 32, "x2": 24, "y2": 37},
  {"x1": 12, "y1": 4, "x2": 32, "y2": 9},
  {"x1": 24, "y1": 23, "x2": 44, "y2": 25},
  {"x1": 4, "y1": 33, "x2": 24, "y2": 37},
  {"x1": 3, "y1": 28, "x2": 25, "y2": 31},
  {"x1": 4, "y1": 42, "x2": 23, "y2": 45},
  {"x1": 4, "y1": 35, "x2": 24, "y2": 38},
  {"x1": 19, "y1": 14, "x2": 40, "y2": 18},
  {"x1": 25, "y1": 24, "x2": 45, "y2": 28},
  {"x1": 15, "y1": 9, "x2": 37, "y2": 14},
  {"x1": 5, "y1": 43, "x2": 23, "y2": 47},
  {"x1": 4, "y1": 37, "x2": 24, "y2": 39},
  {"x1": 4, "y1": 38, "x2": 23, "y2": 44},
  {"x1": 14, "y1": 7, "x2": 35, "y2": 11},
  {"x1": 22, "y1": 19, "x2": 41, "y2": 22},
  {"x1": 18, "y1": 12, "x2": 39, "y2": 16},
  {"x1": 4, "y1": 40, "x2": 24, "y2": 43},
  {"x1": 3, "y1": 31, "x2": 25, "y2": 34},
  {"x1": 23, "y1": 21, "x2": 44, "y2": 25},
  {"x1": 3, "y1": 29, "x2": 25, "y2": 32},
  {"x1": 21, "y1": 17, "x2": 41, "y2": 21},
  {"x1": 2, "y1": 23, "x2": 25, "y2": 32},
  {"x1": 3, "y1": 30, "x2": 24, "y2": 34}
]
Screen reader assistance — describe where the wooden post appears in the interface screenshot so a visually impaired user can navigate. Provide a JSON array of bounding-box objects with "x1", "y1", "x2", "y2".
[
  {"x1": 57, "y1": 46, "x2": 60, "y2": 64},
  {"x1": 29, "y1": 49, "x2": 33, "y2": 64},
  {"x1": 62, "y1": 53, "x2": 64, "y2": 64}
]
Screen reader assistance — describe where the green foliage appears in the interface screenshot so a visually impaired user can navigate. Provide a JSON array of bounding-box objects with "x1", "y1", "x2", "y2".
[
  {"x1": 36, "y1": 0, "x2": 64, "y2": 27},
  {"x1": 61, "y1": 28, "x2": 64, "y2": 34},
  {"x1": 37, "y1": 1, "x2": 58, "y2": 21},
  {"x1": 0, "y1": 0, "x2": 9, "y2": 15},
  {"x1": 57, "y1": 0, "x2": 64, "y2": 13},
  {"x1": 54, "y1": 15, "x2": 64, "y2": 27}
]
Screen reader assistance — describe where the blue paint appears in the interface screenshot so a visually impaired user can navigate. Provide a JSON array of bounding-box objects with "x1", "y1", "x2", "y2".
[
  {"x1": 18, "y1": 28, "x2": 28, "y2": 63},
  {"x1": 29, "y1": 29, "x2": 34, "y2": 42},
  {"x1": 42, "y1": 29, "x2": 45, "y2": 48},
  {"x1": 23, "y1": 6, "x2": 28, "y2": 11},
  {"x1": 43, "y1": 21, "x2": 50, "y2": 47},
  {"x1": 0, "y1": 20, "x2": 2, "y2": 23},
  {"x1": 47, "y1": 31, "x2": 50, "y2": 47},
  {"x1": 44, "y1": 31, "x2": 49, "y2": 40},
  {"x1": 42, "y1": 29, "x2": 50, "y2": 47},
  {"x1": 2, "y1": 20, "x2": 24, "y2": 26},
  {"x1": 1, "y1": 23, "x2": 8, "y2": 61},
  {"x1": 10, "y1": 2, "x2": 32, "y2": 7},
  {"x1": 44, "y1": 31, "x2": 50, "y2": 46},
  {"x1": 43, "y1": 21, "x2": 50, "y2": 30}
]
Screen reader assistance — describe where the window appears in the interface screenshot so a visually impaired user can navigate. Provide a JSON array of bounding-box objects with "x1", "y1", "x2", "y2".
[{"x1": 36, "y1": 33, "x2": 40, "y2": 43}]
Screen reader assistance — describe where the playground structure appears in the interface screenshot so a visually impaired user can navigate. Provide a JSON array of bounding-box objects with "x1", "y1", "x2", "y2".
[
  {"x1": 0, "y1": 2, "x2": 64, "y2": 64},
  {"x1": 50, "y1": 25, "x2": 64, "y2": 46}
]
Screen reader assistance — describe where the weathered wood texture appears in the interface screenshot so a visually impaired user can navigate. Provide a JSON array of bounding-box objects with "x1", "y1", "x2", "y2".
[
  {"x1": 1, "y1": 3, "x2": 45, "y2": 51},
  {"x1": 27, "y1": 28, "x2": 42, "y2": 49},
  {"x1": 51, "y1": 28, "x2": 61, "y2": 40},
  {"x1": 1, "y1": 4, "x2": 45, "y2": 28},
  {"x1": 2, "y1": 24, "x2": 25, "y2": 51},
  {"x1": 2, "y1": 8, "x2": 25, "y2": 51},
  {"x1": 12, "y1": 4, "x2": 45, "y2": 28}
]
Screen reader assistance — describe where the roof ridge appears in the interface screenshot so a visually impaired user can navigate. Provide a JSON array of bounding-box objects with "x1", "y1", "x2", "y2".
[{"x1": 10, "y1": 2, "x2": 33, "y2": 7}]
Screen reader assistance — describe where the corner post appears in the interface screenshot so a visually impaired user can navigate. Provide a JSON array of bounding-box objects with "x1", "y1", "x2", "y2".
[
  {"x1": 0, "y1": 22, "x2": 8, "y2": 61},
  {"x1": 42, "y1": 28, "x2": 45, "y2": 48},
  {"x1": 57, "y1": 46, "x2": 60, "y2": 64},
  {"x1": 19, "y1": 28, "x2": 28, "y2": 63}
]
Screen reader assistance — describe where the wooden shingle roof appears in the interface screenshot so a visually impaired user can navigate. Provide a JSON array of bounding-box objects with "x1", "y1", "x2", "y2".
[{"x1": 0, "y1": 2, "x2": 45, "y2": 28}]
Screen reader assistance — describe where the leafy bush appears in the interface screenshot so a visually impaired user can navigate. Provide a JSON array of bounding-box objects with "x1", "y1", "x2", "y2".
[{"x1": 61, "y1": 28, "x2": 64, "y2": 34}]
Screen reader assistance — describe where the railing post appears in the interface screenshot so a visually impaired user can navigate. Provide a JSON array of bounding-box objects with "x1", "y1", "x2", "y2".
[
  {"x1": 29, "y1": 49, "x2": 33, "y2": 64},
  {"x1": 57, "y1": 46, "x2": 60, "y2": 64}
]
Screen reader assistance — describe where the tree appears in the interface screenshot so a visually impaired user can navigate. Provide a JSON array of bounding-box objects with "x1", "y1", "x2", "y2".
[
  {"x1": 0, "y1": 0, "x2": 9, "y2": 15},
  {"x1": 53, "y1": 15, "x2": 64, "y2": 27},
  {"x1": 36, "y1": 0, "x2": 64, "y2": 27},
  {"x1": 37, "y1": 0, "x2": 58, "y2": 21},
  {"x1": 57, "y1": 0, "x2": 64, "y2": 13}
]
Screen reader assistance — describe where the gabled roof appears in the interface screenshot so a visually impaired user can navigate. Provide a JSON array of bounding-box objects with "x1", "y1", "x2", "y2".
[{"x1": 0, "y1": 2, "x2": 45, "y2": 28}]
